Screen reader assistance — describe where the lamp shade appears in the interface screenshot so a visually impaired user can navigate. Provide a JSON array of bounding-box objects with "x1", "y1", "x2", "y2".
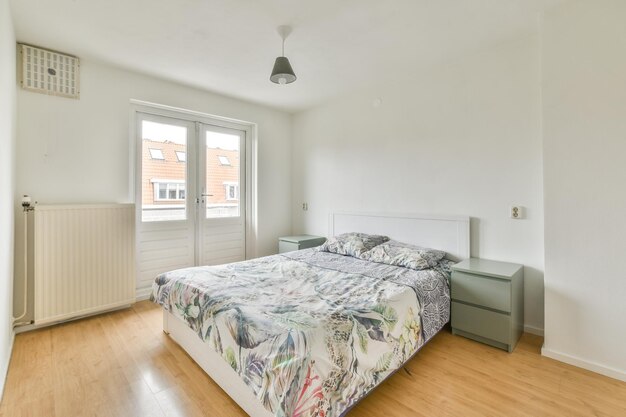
[{"x1": 270, "y1": 56, "x2": 296, "y2": 84}]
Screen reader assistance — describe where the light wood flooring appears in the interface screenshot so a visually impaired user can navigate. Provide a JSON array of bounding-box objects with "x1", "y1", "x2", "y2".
[{"x1": 1, "y1": 301, "x2": 626, "y2": 417}]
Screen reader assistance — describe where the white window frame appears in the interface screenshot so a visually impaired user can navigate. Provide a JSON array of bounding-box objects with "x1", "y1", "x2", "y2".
[
  {"x1": 129, "y1": 100, "x2": 259, "y2": 260},
  {"x1": 223, "y1": 182, "x2": 239, "y2": 201},
  {"x1": 151, "y1": 179, "x2": 186, "y2": 201},
  {"x1": 176, "y1": 151, "x2": 186, "y2": 162},
  {"x1": 148, "y1": 148, "x2": 165, "y2": 160},
  {"x1": 218, "y1": 155, "x2": 231, "y2": 166}
]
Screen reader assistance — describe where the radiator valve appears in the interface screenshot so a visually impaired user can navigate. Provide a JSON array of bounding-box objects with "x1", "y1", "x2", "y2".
[{"x1": 22, "y1": 195, "x2": 35, "y2": 212}]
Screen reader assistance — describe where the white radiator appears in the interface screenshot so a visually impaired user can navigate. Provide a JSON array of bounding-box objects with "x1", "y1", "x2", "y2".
[{"x1": 34, "y1": 204, "x2": 135, "y2": 325}]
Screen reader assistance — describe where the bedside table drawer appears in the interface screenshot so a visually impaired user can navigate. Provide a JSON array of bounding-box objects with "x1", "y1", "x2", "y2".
[
  {"x1": 451, "y1": 271, "x2": 511, "y2": 312},
  {"x1": 279, "y1": 241, "x2": 299, "y2": 253},
  {"x1": 451, "y1": 302, "x2": 510, "y2": 345}
]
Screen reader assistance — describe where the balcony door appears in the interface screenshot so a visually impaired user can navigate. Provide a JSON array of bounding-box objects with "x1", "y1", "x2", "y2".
[
  {"x1": 198, "y1": 124, "x2": 246, "y2": 266},
  {"x1": 135, "y1": 111, "x2": 247, "y2": 296}
]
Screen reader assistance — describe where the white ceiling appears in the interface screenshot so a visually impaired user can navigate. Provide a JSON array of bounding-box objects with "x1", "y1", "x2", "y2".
[{"x1": 10, "y1": 0, "x2": 564, "y2": 112}]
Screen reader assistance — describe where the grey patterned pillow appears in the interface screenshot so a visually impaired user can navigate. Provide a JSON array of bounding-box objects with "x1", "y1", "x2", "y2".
[
  {"x1": 318, "y1": 232, "x2": 390, "y2": 258},
  {"x1": 360, "y1": 240, "x2": 446, "y2": 270}
]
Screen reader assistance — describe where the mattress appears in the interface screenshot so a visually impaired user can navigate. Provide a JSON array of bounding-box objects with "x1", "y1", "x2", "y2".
[{"x1": 151, "y1": 248, "x2": 452, "y2": 417}]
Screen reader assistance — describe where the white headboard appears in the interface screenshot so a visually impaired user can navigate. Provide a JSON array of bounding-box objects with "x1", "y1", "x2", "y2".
[{"x1": 329, "y1": 212, "x2": 470, "y2": 261}]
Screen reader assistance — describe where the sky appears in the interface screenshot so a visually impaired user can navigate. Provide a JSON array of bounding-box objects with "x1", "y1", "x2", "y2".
[{"x1": 142, "y1": 120, "x2": 239, "y2": 150}]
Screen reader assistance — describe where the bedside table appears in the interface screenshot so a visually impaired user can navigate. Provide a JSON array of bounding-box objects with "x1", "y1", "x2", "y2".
[
  {"x1": 450, "y1": 258, "x2": 524, "y2": 353},
  {"x1": 278, "y1": 235, "x2": 326, "y2": 253}
]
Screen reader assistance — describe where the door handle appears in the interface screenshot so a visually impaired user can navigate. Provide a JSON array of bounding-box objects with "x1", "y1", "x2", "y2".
[{"x1": 201, "y1": 193, "x2": 214, "y2": 197}]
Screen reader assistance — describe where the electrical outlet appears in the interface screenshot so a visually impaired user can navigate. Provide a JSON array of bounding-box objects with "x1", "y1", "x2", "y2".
[
  {"x1": 510, "y1": 206, "x2": 524, "y2": 219},
  {"x1": 302, "y1": 202, "x2": 308, "y2": 211}
]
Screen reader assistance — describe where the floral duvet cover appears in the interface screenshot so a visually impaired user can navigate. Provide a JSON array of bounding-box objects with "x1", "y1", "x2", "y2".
[{"x1": 151, "y1": 248, "x2": 451, "y2": 417}]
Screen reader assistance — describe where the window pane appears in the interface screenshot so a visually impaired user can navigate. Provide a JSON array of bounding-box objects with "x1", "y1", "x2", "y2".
[
  {"x1": 158, "y1": 185, "x2": 167, "y2": 200},
  {"x1": 149, "y1": 148, "x2": 165, "y2": 160},
  {"x1": 142, "y1": 120, "x2": 187, "y2": 222},
  {"x1": 206, "y1": 131, "x2": 240, "y2": 218}
]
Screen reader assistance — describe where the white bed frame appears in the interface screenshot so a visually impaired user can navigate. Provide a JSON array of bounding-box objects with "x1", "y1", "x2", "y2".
[
  {"x1": 163, "y1": 212, "x2": 470, "y2": 417},
  {"x1": 163, "y1": 311, "x2": 272, "y2": 417},
  {"x1": 329, "y1": 212, "x2": 470, "y2": 261}
]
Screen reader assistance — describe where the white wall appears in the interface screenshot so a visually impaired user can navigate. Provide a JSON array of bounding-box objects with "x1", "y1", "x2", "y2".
[
  {"x1": 14, "y1": 59, "x2": 292, "y2": 319},
  {"x1": 542, "y1": 0, "x2": 626, "y2": 381},
  {"x1": 292, "y1": 36, "x2": 545, "y2": 332},
  {"x1": 0, "y1": 0, "x2": 16, "y2": 398}
]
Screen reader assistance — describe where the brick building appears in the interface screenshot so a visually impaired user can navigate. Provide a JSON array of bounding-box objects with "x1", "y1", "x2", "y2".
[{"x1": 142, "y1": 138, "x2": 240, "y2": 220}]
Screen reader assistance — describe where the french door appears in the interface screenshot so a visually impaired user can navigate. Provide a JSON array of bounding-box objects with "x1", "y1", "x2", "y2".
[
  {"x1": 197, "y1": 124, "x2": 246, "y2": 266},
  {"x1": 135, "y1": 112, "x2": 246, "y2": 294}
]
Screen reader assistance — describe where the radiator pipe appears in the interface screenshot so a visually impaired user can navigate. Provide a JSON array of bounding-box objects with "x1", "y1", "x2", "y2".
[{"x1": 13, "y1": 197, "x2": 35, "y2": 327}]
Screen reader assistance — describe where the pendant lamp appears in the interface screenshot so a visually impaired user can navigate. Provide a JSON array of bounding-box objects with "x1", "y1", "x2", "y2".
[{"x1": 270, "y1": 25, "x2": 296, "y2": 85}]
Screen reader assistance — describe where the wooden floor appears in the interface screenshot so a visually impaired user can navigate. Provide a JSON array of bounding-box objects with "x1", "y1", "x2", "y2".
[{"x1": 2, "y1": 302, "x2": 626, "y2": 417}]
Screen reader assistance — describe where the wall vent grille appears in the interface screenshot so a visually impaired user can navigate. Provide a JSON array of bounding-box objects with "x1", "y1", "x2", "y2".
[{"x1": 19, "y1": 44, "x2": 80, "y2": 99}]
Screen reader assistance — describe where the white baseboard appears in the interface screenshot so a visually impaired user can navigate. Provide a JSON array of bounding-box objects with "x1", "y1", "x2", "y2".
[
  {"x1": 135, "y1": 286, "x2": 152, "y2": 301},
  {"x1": 14, "y1": 289, "x2": 153, "y2": 336},
  {"x1": 0, "y1": 330, "x2": 15, "y2": 402},
  {"x1": 542, "y1": 346, "x2": 626, "y2": 383},
  {"x1": 14, "y1": 304, "x2": 132, "y2": 334},
  {"x1": 524, "y1": 324, "x2": 544, "y2": 337}
]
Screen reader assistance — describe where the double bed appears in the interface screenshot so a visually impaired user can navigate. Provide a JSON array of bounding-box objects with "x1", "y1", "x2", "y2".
[{"x1": 151, "y1": 213, "x2": 470, "y2": 417}]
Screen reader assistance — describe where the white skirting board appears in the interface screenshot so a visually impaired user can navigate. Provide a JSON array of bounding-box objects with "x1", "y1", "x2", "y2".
[
  {"x1": 136, "y1": 286, "x2": 153, "y2": 301},
  {"x1": 164, "y1": 311, "x2": 273, "y2": 417},
  {"x1": 14, "y1": 304, "x2": 132, "y2": 334},
  {"x1": 523, "y1": 324, "x2": 544, "y2": 337},
  {"x1": 0, "y1": 332, "x2": 15, "y2": 401},
  {"x1": 541, "y1": 347, "x2": 626, "y2": 383}
]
